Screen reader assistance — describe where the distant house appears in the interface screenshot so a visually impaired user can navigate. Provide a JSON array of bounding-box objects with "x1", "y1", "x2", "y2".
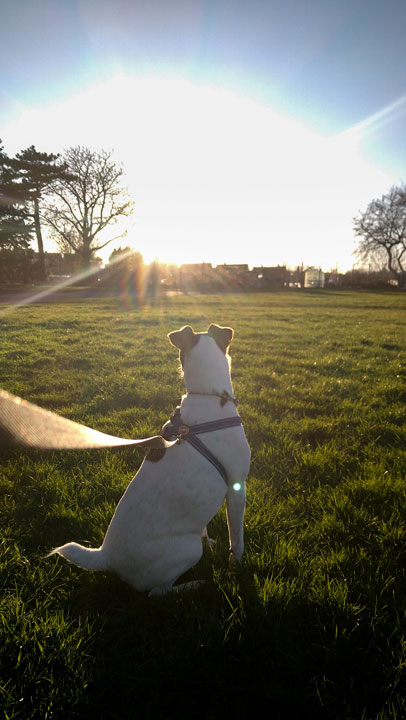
[
  {"x1": 216, "y1": 264, "x2": 249, "y2": 274},
  {"x1": 179, "y1": 263, "x2": 214, "y2": 279},
  {"x1": 304, "y1": 267, "x2": 325, "y2": 288},
  {"x1": 32, "y1": 252, "x2": 82, "y2": 276},
  {"x1": 325, "y1": 270, "x2": 343, "y2": 286},
  {"x1": 179, "y1": 263, "x2": 215, "y2": 290},
  {"x1": 288, "y1": 266, "x2": 305, "y2": 288},
  {"x1": 215, "y1": 264, "x2": 252, "y2": 290},
  {"x1": 252, "y1": 265, "x2": 288, "y2": 288}
]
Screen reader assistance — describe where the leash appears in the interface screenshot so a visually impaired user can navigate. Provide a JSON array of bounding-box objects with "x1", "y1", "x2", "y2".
[
  {"x1": 0, "y1": 391, "x2": 241, "y2": 485},
  {"x1": 162, "y1": 406, "x2": 242, "y2": 486},
  {"x1": 0, "y1": 389, "x2": 178, "y2": 451}
]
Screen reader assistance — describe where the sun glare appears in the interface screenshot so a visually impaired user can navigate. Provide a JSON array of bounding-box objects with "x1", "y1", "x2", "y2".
[{"x1": 4, "y1": 73, "x2": 393, "y2": 270}]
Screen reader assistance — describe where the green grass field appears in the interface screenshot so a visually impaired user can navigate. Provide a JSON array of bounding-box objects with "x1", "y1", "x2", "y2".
[{"x1": 1, "y1": 290, "x2": 405, "y2": 719}]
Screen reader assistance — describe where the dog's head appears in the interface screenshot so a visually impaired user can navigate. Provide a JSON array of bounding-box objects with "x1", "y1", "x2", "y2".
[{"x1": 168, "y1": 324, "x2": 234, "y2": 391}]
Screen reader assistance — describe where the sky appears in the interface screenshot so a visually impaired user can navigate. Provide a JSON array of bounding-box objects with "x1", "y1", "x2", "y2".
[{"x1": 1, "y1": 0, "x2": 405, "y2": 271}]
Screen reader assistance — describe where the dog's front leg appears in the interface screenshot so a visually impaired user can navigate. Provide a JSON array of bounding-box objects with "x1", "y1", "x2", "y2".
[{"x1": 226, "y1": 481, "x2": 246, "y2": 563}]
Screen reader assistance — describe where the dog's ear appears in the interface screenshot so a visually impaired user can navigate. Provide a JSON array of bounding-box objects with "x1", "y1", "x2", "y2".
[
  {"x1": 207, "y1": 324, "x2": 234, "y2": 353},
  {"x1": 168, "y1": 325, "x2": 199, "y2": 351}
]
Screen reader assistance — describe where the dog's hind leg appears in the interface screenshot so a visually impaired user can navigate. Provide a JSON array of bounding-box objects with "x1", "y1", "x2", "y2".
[
  {"x1": 148, "y1": 580, "x2": 203, "y2": 597},
  {"x1": 147, "y1": 533, "x2": 203, "y2": 597},
  {"x1": 148, "y1": 579, "x2": 177, "y2": 597},
  {"x1": 201, "y1": 526, "x2": 216, "y2": 547},
  {"x1": 174, "y1": 580, "x2": 203, "y2": 592}
]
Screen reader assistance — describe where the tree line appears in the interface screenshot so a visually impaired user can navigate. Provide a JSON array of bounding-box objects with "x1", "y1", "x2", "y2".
[
  {"x1": 1, "y1": 138, "x2": 405, "y2": 288},
  {"x1": 0, "y1": 141, "x2": 133, "y2": 282}
]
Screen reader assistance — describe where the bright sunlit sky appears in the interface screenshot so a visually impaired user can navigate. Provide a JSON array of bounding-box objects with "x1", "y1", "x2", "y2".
[{"x1": 1, "y1": 0, "x2": 406, "y2": 271}]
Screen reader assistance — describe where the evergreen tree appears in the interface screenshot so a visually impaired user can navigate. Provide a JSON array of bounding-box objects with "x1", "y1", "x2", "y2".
[
  {"x1": 0, "y1": 141, "x2": 33, "y2": 251},
  {"x1": 11, "y1": 146, "x2": 71, "y2": 279}
]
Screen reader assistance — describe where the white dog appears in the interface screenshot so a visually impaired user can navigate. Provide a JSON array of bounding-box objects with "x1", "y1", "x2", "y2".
[{"x1": 50, "y1": 324, "x2": 250, "y2": 596}]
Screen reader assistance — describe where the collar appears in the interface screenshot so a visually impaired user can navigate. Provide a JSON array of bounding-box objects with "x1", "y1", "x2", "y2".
[{"x1": 186, "y1": 389, "x2": 238, "y2": 407}]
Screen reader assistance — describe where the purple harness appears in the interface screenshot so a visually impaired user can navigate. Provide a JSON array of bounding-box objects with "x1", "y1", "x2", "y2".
[{"x1": 162, "y1": 406, "x2": 242, "y2": 486}]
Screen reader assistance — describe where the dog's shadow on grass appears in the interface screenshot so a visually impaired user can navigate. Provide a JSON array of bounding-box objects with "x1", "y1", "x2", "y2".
[
  {"x1": 61, "y1": 547, "x2": 328, "y2": 719},
  {"x1": 61, "y1": 534, "x2": 257, "y2": 620}
]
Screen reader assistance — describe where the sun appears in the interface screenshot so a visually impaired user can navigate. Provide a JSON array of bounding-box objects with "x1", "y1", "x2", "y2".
[{"x1": 4, "y1": 73, "x2": 393, "y2": 270}]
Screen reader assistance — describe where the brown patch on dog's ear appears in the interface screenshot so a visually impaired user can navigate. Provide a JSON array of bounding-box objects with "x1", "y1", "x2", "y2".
[
  {"x1": 207, "y1": 324, "x2": 234, "y2": 353},
  {"x1": 168, "y1": 325, "x2": 199, "y2": 351}
]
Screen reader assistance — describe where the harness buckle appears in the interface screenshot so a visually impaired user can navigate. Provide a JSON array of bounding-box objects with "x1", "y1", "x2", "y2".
[{"x1": 178, "y1": 424, "x2": 190, "y2": 437}]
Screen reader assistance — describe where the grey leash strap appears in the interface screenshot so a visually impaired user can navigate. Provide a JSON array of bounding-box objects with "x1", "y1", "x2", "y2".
[{"x1": 0, "y1": 389, "x2": 177, "y2": 451}]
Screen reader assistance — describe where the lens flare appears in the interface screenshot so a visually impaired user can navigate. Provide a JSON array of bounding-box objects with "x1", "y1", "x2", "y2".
[{"x1": 0, "y1": 247, "x2": 142, "y2": 317}]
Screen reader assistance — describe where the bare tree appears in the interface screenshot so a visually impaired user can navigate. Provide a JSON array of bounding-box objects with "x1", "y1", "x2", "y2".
[
  {"x1": 354, "y1": 185, "x2": 406, "y2": 287},
  {"x1": 43, "y1": 147, "x2": 134, "y2": 269}
]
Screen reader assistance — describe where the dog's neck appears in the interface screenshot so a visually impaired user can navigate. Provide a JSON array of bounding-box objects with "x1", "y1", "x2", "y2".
[
  {"x1": 182, "y1": 336, "x2": 233, "y2": 398},
  {"x1": 179, "y1": 388, "x2": 238, "y2": 425},
  {"x1": 179, "y1": 335, "x2": 236, "y2": 420}
]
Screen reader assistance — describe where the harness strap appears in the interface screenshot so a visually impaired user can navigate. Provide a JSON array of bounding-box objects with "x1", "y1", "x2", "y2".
[
  {"x1": 183, "y1": 416, "x2": 242, "y2": 435},
  {"x1": 163, "y1": 406, "x2": 242, "y2": 486},
  {"x1": 186, "y1": 435, "x2": 229, "y2": 485}
]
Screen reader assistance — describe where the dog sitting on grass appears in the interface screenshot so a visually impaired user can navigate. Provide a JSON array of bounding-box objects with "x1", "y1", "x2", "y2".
[{"x1": 49, "y1": 324, "x2": 250, "y2": 596}]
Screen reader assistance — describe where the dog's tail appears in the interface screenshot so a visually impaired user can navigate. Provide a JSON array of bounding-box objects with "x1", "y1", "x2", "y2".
[{"x1": 47, "y1": 542, "x2": 108, "y2": 571}]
